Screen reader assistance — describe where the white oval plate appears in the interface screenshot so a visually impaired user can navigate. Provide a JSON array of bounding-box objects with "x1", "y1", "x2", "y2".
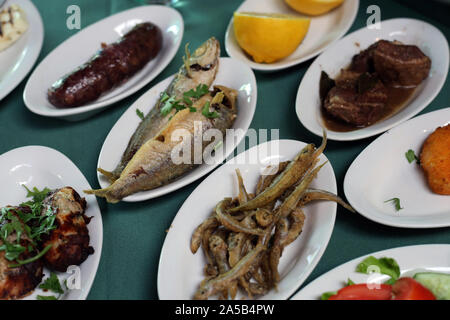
[
  {"x1": 97, "y1": 57, "x2": 257, "y2": 202},
  {"x1": 0, "y1": 0, "x2": 43, "y2": 101},
  {"x1": 344, "y1": 108, "x2": 450, "y2": 228},
  {"x1": 224, "y1": 0, "x2": 359, "y2": 71},
  {"x1": 0, "y1": 146, "x2": 103, "y2": 300},
  {"x1": 158, "y1": 139, "x2": 337, "y2": 300},
  {"x1": 291, "y1": 244, "x2": 450, "y2": 300},
  {"x1": 296, "y1": 18, "x2": 449, "y2": 141},
  {"x1": 23, "y1": 5, "x2": 183, "y2": 121}
]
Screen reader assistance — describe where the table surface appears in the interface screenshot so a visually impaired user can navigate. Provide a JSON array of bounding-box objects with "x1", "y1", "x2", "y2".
[{"x1": 0, "y1": 0, "x2": 449, "y2": 300}]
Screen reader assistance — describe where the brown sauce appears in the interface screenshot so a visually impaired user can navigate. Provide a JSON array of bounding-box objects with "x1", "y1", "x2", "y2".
[{"x1": 321, "y1": 77, "x2": 418, "y2": 133}]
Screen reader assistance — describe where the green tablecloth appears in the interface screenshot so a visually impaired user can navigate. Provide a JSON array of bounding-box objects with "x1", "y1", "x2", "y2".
[{"x1": 0, "y1": 0, "x2": 449, "y2": 299}]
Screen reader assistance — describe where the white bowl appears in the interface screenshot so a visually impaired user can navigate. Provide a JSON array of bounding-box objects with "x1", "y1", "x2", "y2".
[
  {"x1": 291, "y1": 244, "x2": 450, "y2": 300},
  {"x1": 158, "y1": 139, "x2": 337, "y2": 300},
  {"x1": 0, "y1": 0, "x2": 43, "y2": 101},
  {"x1": 23, "y1": 5, "x2": 183, "y2": 121},
  {"x1": 97, "y1": 57, "x2": 257, "y2": 202},
  {"x1": 296, "y1": 18, "x2": 449, "y2": 141},
  {"x1": 344, "y1": 107, "x2": 450, "y2": 228},
  {"x1": 225, "y1": 0, "x2": 359, "y2": 71},
  {"x1": 0, "y1": 146, "x2": 103, "y2": 300}
]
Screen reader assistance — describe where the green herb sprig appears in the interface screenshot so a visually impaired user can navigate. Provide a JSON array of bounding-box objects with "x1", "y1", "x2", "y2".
[
  {"x1": 160, "y1": 84, "x2": 209, "y2": 117},
  {"x1": 384, "y1": 198, "x2": 403, "y2": 212}
]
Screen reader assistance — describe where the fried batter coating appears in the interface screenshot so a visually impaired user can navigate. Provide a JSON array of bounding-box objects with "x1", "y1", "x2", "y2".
[{"x1": 420, "y1": 124, "x2": 450, "y2": 195}]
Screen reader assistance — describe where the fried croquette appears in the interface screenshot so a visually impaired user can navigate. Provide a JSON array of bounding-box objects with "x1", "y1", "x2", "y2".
[{"x1": 420, "y1": 124, "x2": 450, "y2": 195}]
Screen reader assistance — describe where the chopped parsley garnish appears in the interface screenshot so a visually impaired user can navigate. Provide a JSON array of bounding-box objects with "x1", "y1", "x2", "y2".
[
  {"x1": 39, "y1": 272, "x2": 64, "y2": 294},
  {"x1": 384, "y1": 198, "x2": 403, "y2": 211},
  {"x1": 405, "y1": 149, "x2": 419, "y2": 164},
  {"x1": 201, "y1": 101, "x2": 219, "y2": 119},
  {"x1": 160, "y1": 84, "x2": 210, "y2": 117},
  {"x1": 136, "y1": 108, "x2": 145, "y2": 121},
  {"x1": 0, "y1": 186, "x2": 56, "y2": 267}
]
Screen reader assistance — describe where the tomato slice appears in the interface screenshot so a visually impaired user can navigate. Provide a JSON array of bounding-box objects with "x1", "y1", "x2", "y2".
[
  {"x1": 328, "y1": 284, "x2": 392, "y2": 300},
  {"x1": 392, "y1": 277, "x2": 436, "y2": 300}
]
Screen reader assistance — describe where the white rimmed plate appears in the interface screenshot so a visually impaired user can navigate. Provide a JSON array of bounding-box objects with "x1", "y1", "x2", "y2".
[
  {"x1": 157, "y1": 139, "x2": 337, "y2": 300},
  {"x1": 344, "y1": 108, "x2": 450, "y2": 228},
  {"x1": 291, "y1": 244, "x2": 450, "y2": 300},
  {"x1": 0, "y1": 0, "x2": 43, "y2": 101},
  {"x1": 23, "y1": 5, "x2": 183, "y2": 121},
  {"x1": 0, "y1": 146, "x2": 103, "y2": 300},
  {"x1": 224, "y1": 0, "x2": 359, "y2": 71},
  {"x1": 296, "y1": 18, "x2": 449, "y2": 141},
  {"x1": 97, "y1": 57, "x2": 257, "y2": 202}
]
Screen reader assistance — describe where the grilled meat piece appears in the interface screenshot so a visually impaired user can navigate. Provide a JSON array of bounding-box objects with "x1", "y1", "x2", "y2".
[
  {"x1": 41, "y1": 187, "x2": 93, "y2": 272},
  {"x1": 0, "y1": 209, "x2": 44, "y2": 300},
  {"x1": 372, "y1": 40, "x2": 431, "y2": 87},
  {"x1": 324, "y1": 74, "x2": 388, "y2": 126}
]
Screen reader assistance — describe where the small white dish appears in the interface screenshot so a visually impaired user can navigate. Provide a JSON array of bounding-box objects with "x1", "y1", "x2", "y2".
[
  {"x1": 224, "y1": 0, "x2": 359, "y2": 71},
  {"x1": 0, "y1": 0, "x2": 43, "y2": 101},
  {"x1": 291, "y1": 244, "x2": 450, "y2": 300},
  {"x1": 296, "y1": 18, "x2": 449, "y2": 141},
  {"x1": 0, "y1": 146, "x2": 103, "y2": 300},
  {"x1": 97, "y1": 57, "x2": 257, "y2": 202},
  {"x1": 23, "y1": 5, "x2": 183, "y2": 121},
  {"x1": 344, "y1": 108, "x2": 450, "y2": 228},
  {"x1": 157, "y1": 139, "x2": 337, "y2": 300}
]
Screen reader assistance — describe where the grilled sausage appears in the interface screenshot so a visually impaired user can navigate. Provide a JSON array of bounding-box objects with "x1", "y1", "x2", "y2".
[{"x1": 48, "y1": 22, "x2": 163, "y2": 108}]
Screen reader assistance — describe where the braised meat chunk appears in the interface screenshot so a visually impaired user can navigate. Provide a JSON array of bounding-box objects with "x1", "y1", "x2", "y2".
[
  {"x1": 373, "y1": 40, "x2": 431, "y2": 87},
  {"x1": 324, "y1": 73, "x2": 388, "y2": 126},
  {"x1": 320, "y1": 39, "x2": 431, "y2": 129},
  {"x1": 41, "y1": 187, "x2": 94, "y2": 272}
]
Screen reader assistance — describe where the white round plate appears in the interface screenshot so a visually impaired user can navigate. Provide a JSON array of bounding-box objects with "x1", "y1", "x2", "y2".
[
  {"x1": 224, "y1": 0, "x2": 359, "y2": 71},
  {"x1": 344, "y1": 108, "x2": 450, "y2": 228},
  {"x1": 296, "y1": 18, "x2": 449, "y2": 141},
  {"x1": 97, "y1": 57, "x2": 257, "y2": 202},
  {"x1": 291, "y1": 244, "x2": 450, "y2": 300},
  {"x1": 0, "y1": 146, "x2": 103, "y2": 300},
  {"x1": 0, "y1": 0, "x2": 43, "y2": 101},
  {"x1": 158, "y1": 139, "x2": 337, "y2": 300},
  {"x1": 23, "y1": 5, "x2": 184, "y2": 121}
]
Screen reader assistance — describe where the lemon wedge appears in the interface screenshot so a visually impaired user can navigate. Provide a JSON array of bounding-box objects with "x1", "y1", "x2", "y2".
[
  {"x1": 285, "y1": 0, "x2": 344, "y2": 16},
  {"x1": 233, "y1": 12, "x2": 310, "y2": 64}
]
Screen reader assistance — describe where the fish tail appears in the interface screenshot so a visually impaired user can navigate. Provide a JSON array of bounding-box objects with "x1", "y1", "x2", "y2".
[
  {"x1": 83, "y1": 187, "x2": 120, "y2": 204},
  {"x1": 97, "y1": 168, "x2": 118, "y2": 183}
]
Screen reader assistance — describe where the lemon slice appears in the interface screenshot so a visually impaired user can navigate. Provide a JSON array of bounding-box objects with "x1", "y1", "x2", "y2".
[
  {"x1": 285, "y1": 0, "x2": 344, "y2": 16},
  {"x1": 233, "y1": 12, "x2": 310, "y2": 64}
]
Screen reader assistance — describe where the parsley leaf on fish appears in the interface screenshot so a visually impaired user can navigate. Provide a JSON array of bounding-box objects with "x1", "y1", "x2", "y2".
[
  {"x1": 202, "y1": 101, "x2": 219, "y2": 119},
  {"x1": 136, "y1": 108, "x2": 145, "y2": 121},
  {"x1": 39, "y1": 272, "x2": 64, "y2": 294},
  {"x1": 161, "y1": 84, "x2": 210, "y2": 117},
  {"x1": 184, "y1": 84, "x2": 209, "y2": 99},
  {"x1": 384, "y1": 198, "x2": 403, "y2": 211},
  {"x1": 405, "y1": 149, "x2": 419, "y2": 164},
  {"x1": 356, "y1": 256, "x2": 401, "y2": 281},
  {"x1": 161, "y1": 96, "x2": 176, "y2": 116}
]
